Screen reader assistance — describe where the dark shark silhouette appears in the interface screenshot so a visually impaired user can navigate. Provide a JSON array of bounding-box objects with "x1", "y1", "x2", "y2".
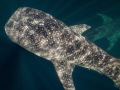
[
  {"x1": 5, "y1": 7, "x2": 120, "y2": 90},
  {"x1": 84, "y1": 14, "x2": 120, "y2": 50}
]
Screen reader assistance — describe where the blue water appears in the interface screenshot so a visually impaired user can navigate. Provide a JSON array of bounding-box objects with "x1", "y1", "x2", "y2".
[{"x1": 0, "y1": 0, "x2": 120, "y2": 90}]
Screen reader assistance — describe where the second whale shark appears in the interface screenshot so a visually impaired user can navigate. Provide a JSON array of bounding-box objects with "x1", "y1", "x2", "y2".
[{"x1": 83, "y1": 14, "x2": 120, "y2": 50}]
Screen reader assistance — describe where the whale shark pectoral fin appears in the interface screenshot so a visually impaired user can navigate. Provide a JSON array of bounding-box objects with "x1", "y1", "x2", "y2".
[
  {"x1": 52, "y1": 60, "x2": 75, "y2": 90},
  {"x1": 97, "y1": 13, "x2": 113, "y2": 24},
  {"x1": 107, "y1": 35, "x2": 118, "y2": 50},
  {"x1": 69, "y1": 24, "x2": 91, "y2": 35}
]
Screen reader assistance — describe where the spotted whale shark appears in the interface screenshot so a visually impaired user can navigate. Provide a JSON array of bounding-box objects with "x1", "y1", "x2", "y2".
[
  {"x1": 83, "y1": 14, "x2": 120, "y2": 50},
  {"x1": 5, "y1": 7, "x2": 120, "y2": 90}
]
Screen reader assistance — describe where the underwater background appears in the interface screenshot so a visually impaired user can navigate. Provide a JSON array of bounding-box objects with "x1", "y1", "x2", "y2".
[{"x1": 0, "y1": 0, "x2": 120, "y2": 90}]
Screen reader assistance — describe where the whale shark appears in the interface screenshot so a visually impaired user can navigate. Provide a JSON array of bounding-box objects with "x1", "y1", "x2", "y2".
[
  {"x1": 83, "y1": 14, "x2": 120, "y2": 50},
  {"x1": 5, "y1": 7, "x2": 120, "y2": 90}
]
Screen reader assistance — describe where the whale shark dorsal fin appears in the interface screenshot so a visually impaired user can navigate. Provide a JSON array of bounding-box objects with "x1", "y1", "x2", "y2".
[
  {"x1": 69, "y1": 24, "x2": 91, "y2": 35},
  {"x1": 97, "y1": 13, "x2": 113, "y2": 24}
]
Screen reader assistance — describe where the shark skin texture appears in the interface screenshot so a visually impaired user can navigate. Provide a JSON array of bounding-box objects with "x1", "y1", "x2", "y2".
[
  {"x1": 4, "y1": 7, "x2": 120, "y2": 90},
  {"x1": 83, "y1": 14, "x2": 120, "y2": 51}
]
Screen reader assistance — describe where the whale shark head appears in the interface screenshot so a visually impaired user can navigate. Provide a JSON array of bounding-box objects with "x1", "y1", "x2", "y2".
[{"x1": 5, "y1": 7, "x2": 79, "y2": 61}]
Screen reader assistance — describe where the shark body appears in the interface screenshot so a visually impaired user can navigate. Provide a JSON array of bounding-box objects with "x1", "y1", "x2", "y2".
[
  {"x1": 84, "y1": 14, "x2": 120, "y2": 50},
  {"x1": 5, "y1": 7, "x2": 120, "y2": 90}
]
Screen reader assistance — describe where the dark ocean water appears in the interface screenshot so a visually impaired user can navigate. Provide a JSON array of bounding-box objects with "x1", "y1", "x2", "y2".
[{"x1": 0, "y1": 0, "x2": 120, "y2": 90}]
